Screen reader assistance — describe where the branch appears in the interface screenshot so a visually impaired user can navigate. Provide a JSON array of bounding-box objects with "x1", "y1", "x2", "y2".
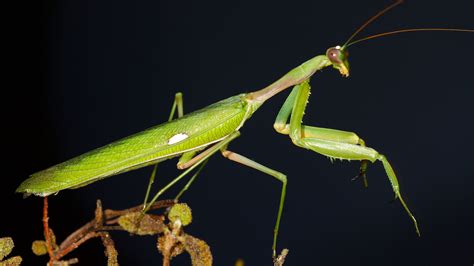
[{"x1": 41, "y1": 198, "x2": 175, "y2": 265}]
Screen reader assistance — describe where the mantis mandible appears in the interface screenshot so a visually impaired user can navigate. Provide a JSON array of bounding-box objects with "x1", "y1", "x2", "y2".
[{"x1": 16, "y1": 0, "x2": 473, "y2": 259}]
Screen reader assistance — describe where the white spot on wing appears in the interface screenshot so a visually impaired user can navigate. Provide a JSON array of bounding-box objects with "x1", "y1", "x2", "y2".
[{"x1": 167, "y1": 133, "x2": 189, "y2": 145}]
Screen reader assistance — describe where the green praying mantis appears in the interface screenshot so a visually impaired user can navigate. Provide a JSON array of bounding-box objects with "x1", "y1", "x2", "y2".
[{"x1": 16, "y1": 0, "x2": 473, "y2": 259}]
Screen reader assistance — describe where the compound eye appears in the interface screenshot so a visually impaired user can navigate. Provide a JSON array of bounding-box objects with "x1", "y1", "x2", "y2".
[{"x1": 327, "y1": 48, "x2": 342, "y2": 64}]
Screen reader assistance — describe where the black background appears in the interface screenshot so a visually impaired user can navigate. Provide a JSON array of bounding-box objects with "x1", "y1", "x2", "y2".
[{"x1": 3, "y1": 0, "x2": 474, "y2": 265}]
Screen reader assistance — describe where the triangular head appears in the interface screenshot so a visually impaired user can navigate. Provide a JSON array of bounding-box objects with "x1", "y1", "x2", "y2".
[{"x1": 326, "y1": 45, "x2": 350, "y2": 77}]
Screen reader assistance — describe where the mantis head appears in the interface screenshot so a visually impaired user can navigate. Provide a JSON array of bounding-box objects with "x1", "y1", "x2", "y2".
[
  {"x1": 324, "y1": 0, "x2": 403, "y2": 78},
  {"x1": 326, "y1": 45, "x2": 349, "y2": 77}
]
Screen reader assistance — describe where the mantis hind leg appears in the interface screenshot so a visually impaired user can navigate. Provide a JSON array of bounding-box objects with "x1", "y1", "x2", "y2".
[
  {"x1": 143, "y1": 92, "x2": 186, "y2": 208},
  {"x1": 274, "y1": 81, "x2": 419, "y2": 235},
  {"x1": 220, "y1": 148, "x2": 287, "y2": 259}
]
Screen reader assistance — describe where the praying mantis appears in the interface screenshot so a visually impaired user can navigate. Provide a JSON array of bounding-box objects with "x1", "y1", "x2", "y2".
[{"x1": 16, "y1": 0, "x2": 473, "y2": 260}]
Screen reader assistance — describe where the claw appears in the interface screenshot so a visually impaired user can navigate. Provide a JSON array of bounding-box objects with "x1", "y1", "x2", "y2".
[
  {"x1": 351, "y1": 172, "x2": 364, "y2": 182},
  {"x1": 352, "y1": 162, "x2": 369, "y2": 188}
]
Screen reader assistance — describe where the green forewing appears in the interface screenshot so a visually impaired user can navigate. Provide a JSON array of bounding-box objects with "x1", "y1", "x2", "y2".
[{"x1": 17, "y1": 94, "x2": 249, "y2": 196}]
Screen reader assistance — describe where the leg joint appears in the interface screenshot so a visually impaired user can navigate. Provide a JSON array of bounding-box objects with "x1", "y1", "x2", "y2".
[
  {"x1": 273, "y1": 123, "x2": 289, "y2": 135},
  {"x1": 289, "y1": 134, "x2": 304, "y2": 148},
  {"x1": 276, "y1": 173, "x2": 287, "y2": 184},
  {"x1": 221, "y1": 150, "x2": 231, "y2": 158},
  {"x1": 376, "y1": 153, "x2": 386, "y2": 161}
]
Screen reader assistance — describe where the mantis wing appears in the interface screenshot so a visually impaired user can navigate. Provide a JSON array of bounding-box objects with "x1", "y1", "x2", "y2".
[{"x1": 17, "y1": 94, "x2": 248, "y2": 196}]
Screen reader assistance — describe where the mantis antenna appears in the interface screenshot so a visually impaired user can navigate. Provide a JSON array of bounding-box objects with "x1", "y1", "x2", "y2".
[
  {"x1": 342, "y1": 0, "x2": 404, "y2": 47},
  {"x1": 347, "y1": 28, "x2": 474, "y2": 47},
  {"x1": 340, "y1": 0, "x2": 473, "y2": 48}
]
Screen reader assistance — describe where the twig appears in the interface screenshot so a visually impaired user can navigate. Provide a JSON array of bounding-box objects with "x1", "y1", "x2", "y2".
[
  {"x1": 56, "y1": 231, "x2": 101, "y2": 260},
  {"x1": 43, "y1": 197, "x2": 55, "y2": 266},
  {"x1": 44, "y1": 199, "x2": 176, "y2": 264},
  {"x1": 104, "y1": 199, "x2": 176, "y2": 219},
  {"x1": 99, "y1": 232, "x2": 118, "y2": 266},
  {"x1": 59, "y1": 220, "x2": 95, "y2": 251}
]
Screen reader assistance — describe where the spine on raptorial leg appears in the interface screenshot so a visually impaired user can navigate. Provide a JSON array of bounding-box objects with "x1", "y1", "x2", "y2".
[{"x1": 246, "y1": 55, "x2": 331, "y2": 103}]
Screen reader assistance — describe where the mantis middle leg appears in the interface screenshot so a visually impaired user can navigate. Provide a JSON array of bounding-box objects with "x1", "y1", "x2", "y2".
[
  {"x1": 274, "y1": 81, "x2": 420, "y2": 235},
  {"x1": 220, "y1": 148, "x2": 287, "y2": 259},
  {"x1": 142, "y1": 131, "x2": 241, "y2": 213},
  {"x1": 143, "y1": 131, "x2": 287, "y2": 258},
  {"x1": 146, "y1": 129, "x2": 288, "y2": 258}
]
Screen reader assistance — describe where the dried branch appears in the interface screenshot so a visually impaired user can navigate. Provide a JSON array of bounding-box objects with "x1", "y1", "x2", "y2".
[
  {"x1": 40, "y1": 198, "x2": 176, "y2": 265},
  {"x1": 156, "y1": 204, "x2": 213, "y2": 266}
]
